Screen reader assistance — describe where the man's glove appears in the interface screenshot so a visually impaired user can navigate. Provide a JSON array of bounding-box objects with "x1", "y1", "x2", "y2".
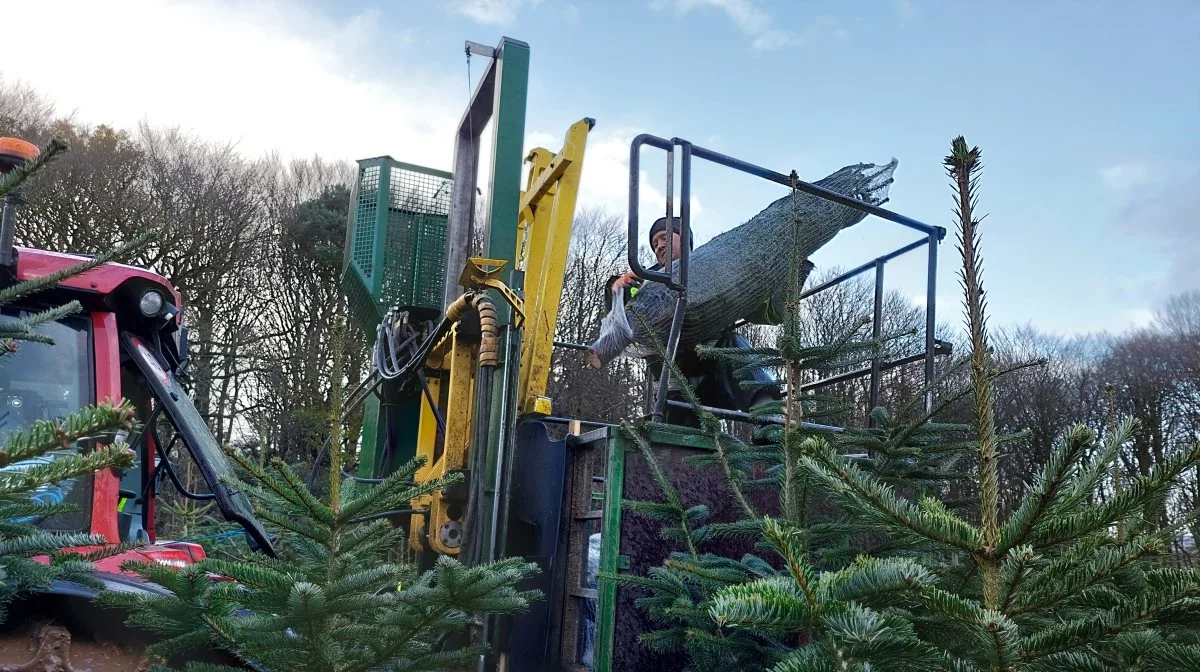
[
  {"x1": 604, "y1": 271, "x2": 642, "y2": 312},
  {"x1": 610, "y1": 271, "x2": 638, "y2": 292}
]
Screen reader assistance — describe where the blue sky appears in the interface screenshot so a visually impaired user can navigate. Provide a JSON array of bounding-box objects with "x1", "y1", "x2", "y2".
[{"x1": 6, "y1": 0, "x2": 1199, "y2": 338}]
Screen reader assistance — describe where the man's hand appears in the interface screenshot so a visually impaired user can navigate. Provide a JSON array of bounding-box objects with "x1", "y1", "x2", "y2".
[{"x1": 611, "y1": 271, "x2": 638, "y2": 293}]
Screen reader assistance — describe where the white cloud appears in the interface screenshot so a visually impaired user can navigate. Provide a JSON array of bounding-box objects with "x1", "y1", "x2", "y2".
[
  {"x1": 680, "y1": 0, "x2": 771, "y2": 33},
  {"x1": 524, "y1": 131, "x2": 558, "y2": 153},
  {"x1": 1100, "y1": 161, "x2": 1154, "y2": 190},
  {"x1": 449, "y1": 0, "x2": 543, "y2": 25},
  {"x1": 654, "y1": 0, "x2": 845, "y2": 51},
  {"x1": 1126, "y1": 307, "x2": 1156, "y2": 328},
  {"x1": 751, "y1": 30, "x2": 801, "y2": 51},
  {"x1": 1117, "y1": 165, "x2": 1200, "y2": 293},
  {"x1": 5, "y1": 0, "x2": 712, "y2": 249},
  {"x1": 3, "y1": 0, "x2": 465, "y2": 168}
]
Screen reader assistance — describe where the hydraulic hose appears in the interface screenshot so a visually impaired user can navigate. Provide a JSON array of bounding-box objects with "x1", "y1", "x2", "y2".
[
  {"x1": 442, "y1": 292, "x2": 499, "y2": 566},
  {"x1": 445, "y1": 292, "x2": 499, "y2": 367},
  {"x1": 313, "y1": 294, "x2": 500, "y2": 495}
]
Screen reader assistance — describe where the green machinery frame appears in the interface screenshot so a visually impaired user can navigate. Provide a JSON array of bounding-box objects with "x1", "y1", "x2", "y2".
[
  {"x1": 341, "y1": 35, "x2": 529, "y2": 487},
  {"x1": 440, "y1": 37, "x2": 531, "y2": 666},
  {"x1": 559, "y1": 425, "x2": 726, "y2": 671},
  {"x1": 342, "y1": 156, "x2": 454, "y2": 479},
  {"x1": 442, "y1": 36, "x2": 530, "y2": 567},
  {"x1": 343, "y1": 156, "x2": 452, "y2": 332}
]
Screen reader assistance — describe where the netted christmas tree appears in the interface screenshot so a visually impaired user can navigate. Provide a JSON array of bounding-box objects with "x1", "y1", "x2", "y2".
[
  {"x1": 101, "y1": 319, "x2": 542, "y2": 672},
  {"x1": 606, "y1": 138, "x2": 1200, "y2": 671},
  {"x1": 0, "y1": 137, "x2": 142, "y2": 617}
]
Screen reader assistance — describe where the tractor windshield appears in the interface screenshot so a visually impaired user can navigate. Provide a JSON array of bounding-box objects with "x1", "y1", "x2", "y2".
[{"x1": 0, "y1": 308, "x2": 95, "y2": 532}]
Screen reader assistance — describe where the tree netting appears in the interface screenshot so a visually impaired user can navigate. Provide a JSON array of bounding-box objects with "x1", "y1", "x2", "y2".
[{"x1": 585, "y1": 159, "x2": 899, "y2": 368}]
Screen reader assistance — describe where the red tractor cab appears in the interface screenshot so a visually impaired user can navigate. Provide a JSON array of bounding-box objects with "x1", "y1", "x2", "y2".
[
  {"x1": 0, "y1": 137, "x2": 271, "y2": 667},
  {"x1": 0, "y1": 138, "x2": 274, "y2": 583}
]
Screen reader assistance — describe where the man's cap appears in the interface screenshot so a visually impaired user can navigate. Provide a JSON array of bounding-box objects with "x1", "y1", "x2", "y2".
[{"x1": 648, "y1": 216, "x2": 694, "y2": 249}]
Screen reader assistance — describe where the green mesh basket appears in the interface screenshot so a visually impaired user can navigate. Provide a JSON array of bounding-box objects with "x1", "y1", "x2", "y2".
[{"x1": 342, "y1": 156, "x2": 452, "y2": 332}]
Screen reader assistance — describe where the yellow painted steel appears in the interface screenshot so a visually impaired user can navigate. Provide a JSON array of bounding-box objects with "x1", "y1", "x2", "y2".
[
  {"x1": 409, "y1": 324, "x2": 476, "y2": 555},
  {"x1": 405, "y1": 117, "x2": 592, "y2": 554},
  {"x1": 515, "y1": 118, "x2": 592, "y2": 415},
  {"x1": 409, "y1": 263, "x2": 524, "y2": 554},
  {"x1": 459, "y1": 258, "x2": 525, "y2": 326}
]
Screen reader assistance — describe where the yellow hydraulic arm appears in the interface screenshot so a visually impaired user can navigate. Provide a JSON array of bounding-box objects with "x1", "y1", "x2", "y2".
[
  {"x1": 515, "y1": 117, "x2": 593, "y2": 416},
  {"x1": 407, "y1": 118, "x2": 591, "y2": 554}
]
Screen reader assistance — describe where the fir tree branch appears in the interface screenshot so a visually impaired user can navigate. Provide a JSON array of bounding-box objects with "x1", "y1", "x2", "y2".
[
  {"x1": 1009, "y1": 532, "x2": 1167, "y2": 616},
  {"x1": 817, "y1": 555, "x2": 935, "y2": 604},
  {"x1": 0, "y1": 444, "x2": 134, "y2": 496},
  {"x1": 999, "y1": 424, "x2": 1096, "y2": 554},
  {"x1": 0, "y1": 531, "x2": 102, "y2": 558},
  {"x1": 0, "y1": 401, "x2": 135, "y2": 469},
  {"x1": 338, "y1": 459, "x2": 446, "y2": 524},
  {"x1": 0, "y1": 137, "x2": 68, "y2": 200},
  {"x1": 715, "y1": 432, "x2": 760, "y2": 520},
  {"x1": 53, "y1": 539, "x2": 145, "y2": 564},
  {"x1": 665, "y1": 554, "x2": 756, "y2": 588},
  {"x1": 0, "y1": 303, "x2": 83, "y2": 344},
  {"x1": 1029, "y1": 440, "x2": 1200, "y2": 549},
  {"x1": 762, "y1": 517, "x2": 819, "y2": 610},
  {"x1": 1057, "y1": 419, "x2": 1136, "y2": 516},
  {"x1": 222, "y1": 447, "x2": 331, "y2": 527},
  {"x1": 329, "y1": 316, "x2": 345, "y2": 521},
  {"x1": 621, "y1": 424, "x2": 698, "y2": 557},
  {"x1": 1148, "y1": 644, "x2": 1200, "y2": 670},
  {"x1": 798, "y1": 436, "x2": 983, "y2": 552},
  {"x1": 996, "y1": 545, "x2": 1037, "y2": 612},
  {"x1": 1018, "y1": 568, "x2": 1200, "y2": 661},
  {"x1": 709, "y1": 576, "x2": 817, "y2": 632}
]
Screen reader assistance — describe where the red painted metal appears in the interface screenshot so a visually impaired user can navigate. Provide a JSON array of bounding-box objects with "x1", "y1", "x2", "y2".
[
  {"x1": 90, "y1": 312, "x2": 121, "y2": 543},
  {"x1": 35, "y1": 542, "x2": 206, "y2": 576},
  {"x1": 14, "y1": 246, "x2": 182, "y2": 312}
]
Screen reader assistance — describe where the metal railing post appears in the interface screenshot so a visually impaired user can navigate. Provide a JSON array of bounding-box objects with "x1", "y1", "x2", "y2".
[
  {"x1": 869, "y1": 258, "x2": 885, "y2": 422},
  {"x1": 924, "y1": 230, "x2": 938, "y2": 413}
]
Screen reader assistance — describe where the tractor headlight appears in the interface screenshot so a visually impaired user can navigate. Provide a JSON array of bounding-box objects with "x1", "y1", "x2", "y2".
[{"x1": 139, "y1": 290, "x2": 164, "y2": 317}]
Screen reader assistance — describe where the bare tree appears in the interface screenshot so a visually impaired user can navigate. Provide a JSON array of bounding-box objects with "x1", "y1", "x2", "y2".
[
  {"x1": 0, "y1": 76, "x2": 59, "y2": 137},
  {"x1": 547, "y1": 206, "x2": 648, "y2": 423},
  {"x1": 245, "y1": 156, "x2": 362, "y2": 465}
]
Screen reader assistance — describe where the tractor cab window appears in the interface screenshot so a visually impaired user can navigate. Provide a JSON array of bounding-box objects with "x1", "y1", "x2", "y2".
[
  {"x1": 0, "y1": 307, "x2": 95, "y2": 532},
  {"x1": 117, "y1": 365, "x2": 156, "y2": 544}
]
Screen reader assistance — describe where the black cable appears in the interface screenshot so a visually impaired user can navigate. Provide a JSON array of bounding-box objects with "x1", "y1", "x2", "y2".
[
  {"x1": 141, "y1": 431, "x2": 180, "y2": 502},
  {"x1": 377, "y1": 321, "x2": 417, "y2": 379},
  {"x1": 416, "y1": 369, "x2": 446, "y2": 437},
  {"x1": 307, "y1": 309, "x2": 457, "y2": 493},
  {"x1": 154, "y1": 431, "x2": 215, "y2": 501}
]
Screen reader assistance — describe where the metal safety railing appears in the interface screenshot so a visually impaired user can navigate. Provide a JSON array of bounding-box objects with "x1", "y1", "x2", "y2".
[{"x1": 624, "y1": 134, "x2": 948, "y2": 423}]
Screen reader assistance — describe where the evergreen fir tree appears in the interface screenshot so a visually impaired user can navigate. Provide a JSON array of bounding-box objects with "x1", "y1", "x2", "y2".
[
  {"x1": 102, "y1": 318, "x2": 542, "y2": 672},
  {"x1": 0, "y1": 137, "x2": 146, "y2": 617},
  {"x1": 608, "y1": 137, "x2": 1200, "y2": 670}
]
